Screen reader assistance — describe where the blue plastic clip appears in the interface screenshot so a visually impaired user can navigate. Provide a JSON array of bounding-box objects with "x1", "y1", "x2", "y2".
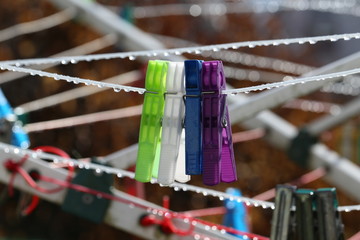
[
  {"x1": 0, "y1": 89, "x2": 29, "y2": 148},
  {"x1": 223, "y1": 188, "x2": 249, "y2": 239},
  {"x1": 184, "y1": 60, "x2": 203, "y2": 175}
]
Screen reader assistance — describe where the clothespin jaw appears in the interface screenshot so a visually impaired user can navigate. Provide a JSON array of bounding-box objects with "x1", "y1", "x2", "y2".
[
  {"x1": 294, "y1": 189, "x2": 315, "y2": 240},
  {"x1": 157, "y1": 62, "x2": 186, "y2": 185},
  {"x1": 223, "y1": 188, "x2": 248, "y2": 239},
  {"x1": 135, "y1": 60, "x2": 168, "y2": 183},
  {"x1": 314, "y1": 188, "x2": 344, "y2": 240},
  {"x1": 270, "y1": 185, "x2": 296, "y2": 240},
  {"x1": 184, "y1": 60, "x2": 203, "y2": 175}
]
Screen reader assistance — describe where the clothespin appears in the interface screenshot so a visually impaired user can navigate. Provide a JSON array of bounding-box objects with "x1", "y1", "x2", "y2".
[
  {"x1": 223, "y1": 188, "x2": 249, "y2": 239},
  {"x1": 157, "y1": 62, "x2": 187, "y2": 185},
  {"x1": 184, "y1": 60, "x2": 203, "y2": 175},
  {"x1": 201, "y1": 61, "x2": 236, "y2": 185},
  {"x1": 294, "y1": 189, "x2": 315, "y2": 240},
  {"x1": 0, "y1": 89, "x2": 29, "y2": 148},
  {"x1": 270, "y1": 185, "x2": 296, "y2": 240},
  {"x1": 62, "y1": 157, "x2": 113, "y2": 223},
  {"x1": 314, "y1": 188, "x2": 344, "y2": 240},
  {"x1": 135, "y1": 60, "x2": 168, "y2": 182}
]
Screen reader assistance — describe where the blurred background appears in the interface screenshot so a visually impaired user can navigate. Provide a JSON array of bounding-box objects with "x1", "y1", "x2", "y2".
[{"x1": 0, "y1": 0, "x2": 359, "y2": 239}]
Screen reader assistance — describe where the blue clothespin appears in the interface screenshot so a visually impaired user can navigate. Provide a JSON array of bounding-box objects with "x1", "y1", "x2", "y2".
[
  {"x1": 0, "y1": 89, "x2": 29, "y2": 148},
  {"x1": 184, "y1": 60, "x2": 203, "y2": 175},
  {"x1": 223, "y1": 188, "x2": 249, "y2": 239}
]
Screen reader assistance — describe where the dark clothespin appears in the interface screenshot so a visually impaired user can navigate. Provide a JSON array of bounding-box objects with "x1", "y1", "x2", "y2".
[
  {"x1": 184, "y1": 60, "x2": 203, "y2": 175},
  {"x1": 271, "y1": 186, "x2": 345, "y2": 240},
  {"x1": 270, "y1": 185, "x2": 296, "y2": 240},
  {"x1": 294, "y1": 189, "x2": 315, "y2": 240},
  {"x1": 315, "y1": 188, "x2": 344, "y2": 240},
  {"x1": 62, "y1": 158, "x2": 113, "y2": 223}
]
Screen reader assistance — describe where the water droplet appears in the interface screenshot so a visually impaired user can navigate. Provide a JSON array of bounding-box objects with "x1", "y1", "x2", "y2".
[
  {"x1": 309, "y1": 40, "x2": 317, "y2": 44},
  {"x1": 212, "y1": 47, "x2": 219, "y2": 52},
  {"x1": 116, "y1": 173, "x2": 123, "y2": 178},
  {"x1": 129, "y1": 55, "x2": 136, "y2": 60},
  {"x1": 61, "y1": 60, "x2": 68, "y2": 65},
  {"x1": 219, "y1": 196, "x2": 224, "y2": 201},
  {"x1": 194, "y1": 234, "x2": 201, "y2": 240},
  {"x1": 113, "y1": 88, "x2": 121, "y2": 92},
  {"x1": 54, "y1": 77, "x2": 59, "y2": 80},
  {"x1": 174, "y1": 51, "x2": 181, "y2": 55},
  {"x1": 73, "y1": 80, "x2": 79, "y2": 84},
  {"x1": 97, "y1": 84, "x2": 103, "y2": 88},
  {"x1": 202, "y1": 191, "x2": 208, "y2": 196},
  {"x1": 244, "y1": 91, "x2": 250, "y2": 94},
  {"x1": 70, "y1": 59, "x2": 78, "y2": 64},
  {"x1": 30, "y1": 72, "x2": 36, "y2": 76},
  {"x1": 163, "y1": 52, "x2": 169, "y2": 56},
  {"x1": 174, "y1": 186, "x2": 180, "y2": 191},
  {"x1": 248, "y1": 44, "x2": 255, "y2": 48},
  {"x1": 194, "y1": 50, "x2": 201, "y2": 54}
]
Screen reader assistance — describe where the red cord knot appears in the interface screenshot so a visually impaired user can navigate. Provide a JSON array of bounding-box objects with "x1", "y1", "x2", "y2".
[
  {"x1": 139, "y1": 212, "x2": 194, "y2": 236},
  {"x1": 4, "y1": 159, "x2": 20, "y2": 172}
]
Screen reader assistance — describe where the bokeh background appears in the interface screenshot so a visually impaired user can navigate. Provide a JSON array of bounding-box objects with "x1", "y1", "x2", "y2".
[{"x1": 0, "y1": 0, "x2": 359, "y2": 239}]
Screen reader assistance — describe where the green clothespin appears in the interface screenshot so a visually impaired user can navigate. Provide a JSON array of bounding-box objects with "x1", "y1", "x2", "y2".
[{"x1": 135, "y1": 60, "x2": 168, "y2": 182}]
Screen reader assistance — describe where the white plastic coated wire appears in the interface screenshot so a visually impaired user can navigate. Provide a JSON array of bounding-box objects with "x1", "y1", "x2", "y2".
[
  {"x1": 0, "y1": 8, "x2": 76, "y2": 42},
  {"x1": 1, "y1": 63, "x2": 360, "y2": 96},
  {"x1": 1, "y1": 32, "x2": 360, "y2": 66},
  {"x1": 0, "y1": 142, "x2": 358, "y2": 212}
]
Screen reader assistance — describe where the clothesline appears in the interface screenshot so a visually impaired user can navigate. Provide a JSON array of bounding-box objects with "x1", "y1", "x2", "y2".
[
  {"x1": 1, "y1": 63, "x2": 360, "y2": 95},
  {"x1": 1, "y1": 32, "x2": 360, "y2": 66},
  {"x1": 0, "y1": 141, "x2": 359, "y2": 213}
]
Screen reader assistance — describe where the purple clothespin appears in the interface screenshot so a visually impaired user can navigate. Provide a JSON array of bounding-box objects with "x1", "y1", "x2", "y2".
[{"x1": 201, "y1": 61, "x2": 237, "y2": 186}]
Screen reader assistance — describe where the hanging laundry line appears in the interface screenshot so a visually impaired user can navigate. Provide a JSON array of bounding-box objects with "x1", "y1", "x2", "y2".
[
  {"x1": 0, "y1": 34, "x2": 117, "y2": 85},
  {"x1": 2, "y1": 62, "x2": 360, "y2": 96},
  {"x1": 1, "y1": 32, "x2": 360, "y2": 66}
]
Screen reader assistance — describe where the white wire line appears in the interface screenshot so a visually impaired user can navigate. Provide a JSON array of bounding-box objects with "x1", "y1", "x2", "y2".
[
  {"x1": 0, "y1": 141, "x2": 359, "y2": 212},
  {"x1": 0, "y1": 142, "x2": 274, "y2": 209},
  {"x1": 222, "y1": 67, "x2": 360, "y2": 94},
  {"x1": 14, "y1": 70, "x2": 141, "y2": 115},
  {"x1": 0, "y1": 34, "x2": 117, "y2": 85},
  {"x1": 0, "y1": 8, "x2": 76, "y2": 43},
  {"x1": 24, "y1": 104, "x2": 142, "y2": 132},
  {"x1": 1, "y1": 32, "x2": 360, "y2": 66},
  {"x1": 126, "y1": 1, "x2": 358, "y2": 19},
  {"x1": 154, "y1": 33, "x2": 314, "y2": 75},
  {"x1": 0, "y1": 64, "x2": 146, "y2": 94},
  {"x1": 2, "y1": 63, "x2": 360, "y2": 96}
]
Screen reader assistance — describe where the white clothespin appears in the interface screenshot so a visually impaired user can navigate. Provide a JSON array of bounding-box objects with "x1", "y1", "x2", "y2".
[{"x1": 157, "y1": 62, "x2": 189, "y2": 185}]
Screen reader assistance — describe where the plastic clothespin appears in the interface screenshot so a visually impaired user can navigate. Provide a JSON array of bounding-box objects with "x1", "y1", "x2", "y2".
[
  {"x1": 294, "y1": 189, "x2": 315, "y2": 240},
  {"x1": 0, "y1": 89, "x2": 29, "y2": 148},
  {"x1": 201, "y1": 61, "x2": 237, "y2": 185},
  {"x1": 314, "y1": 188, "x2": 344, "y2": 240},
  {"x1": 62, "y1": 157, "x2": 113, "y2": 223},
  {"x1": 184, "y1": 60, "x2": 203, "y2": 175},
  {"x1": 223, "y1": 188, "x2": 248, "y2": 239},
  {"x1": 270, "y1": 185, "x2": 296, "y2": 240},
  {"x1": 157, "y1": 62, "x2": 188, "y2": 185},
  {"x1": 135, "y1": 60, "x2": 168, "y2": 183}
]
